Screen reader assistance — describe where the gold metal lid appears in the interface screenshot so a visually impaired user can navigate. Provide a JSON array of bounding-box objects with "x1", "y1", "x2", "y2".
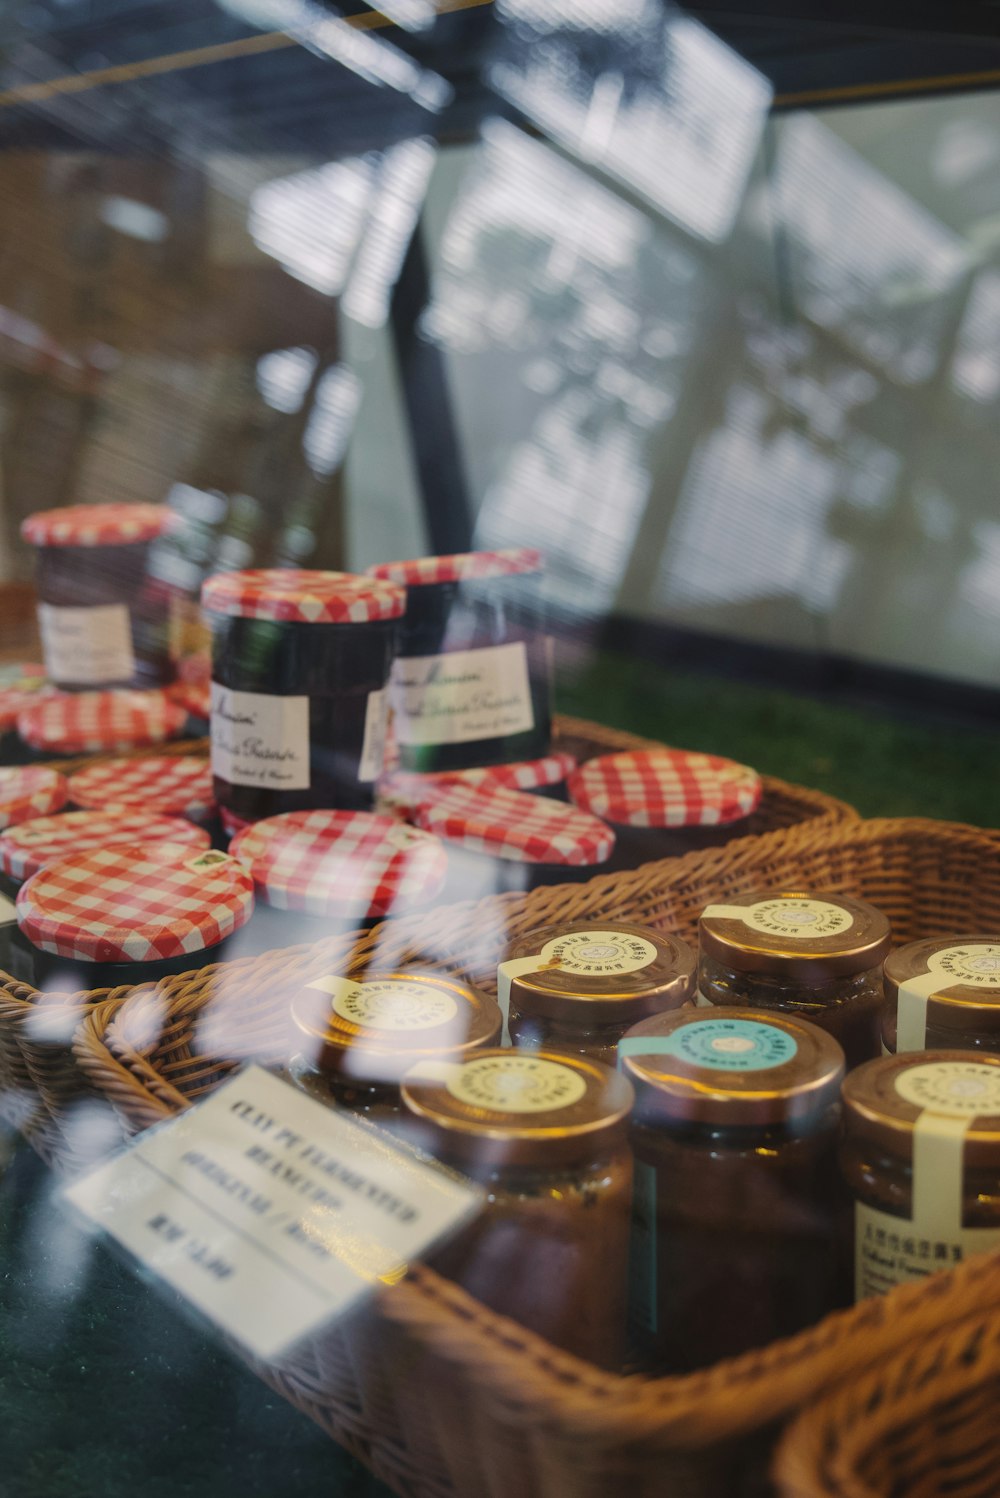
[
  {"x1": 843, "y1": 1052, "x2": 1000, "y2": 1168},
  {"x1": 698, "y1": 889, "x2": 891, "y2": 984},
  {"x1": 884, "y1": 937, "x2": 1000, "y2": 1034},
  {"x1": 502, "y1": 921, "x2": 696, "y2": 1025},
  {"x1": 620, "y1": 1007, "x2": 844, "y2": 1128}
]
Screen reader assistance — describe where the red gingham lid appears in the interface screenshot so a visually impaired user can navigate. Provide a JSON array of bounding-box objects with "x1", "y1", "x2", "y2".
[
  {"x1": 201, "y1": 568, "x2": 405, "y2": 624},
  {"x1": 380, "y1": 751, "x2": 576, "y2": 811},
  {"x1": 0, "y1": 679, "x2": 58, "y2": 731},
  {"x1": 367, "y1": 547, "x2": 542, "y2": 588},
  {"x1": 408, "y1": 781, "x2": 614, "y2": 866},
  {"x1": 17, "y1": 843, "x2": 254, "y2": 962},
  {"x1": 167, "y1": 680, "x2": 211, "y2": 720},
  {"x1": 68, "y1": 755, "x2": 216, "y2": 821},
  {"x1": 0, "y1": 809, "x2": 209, "y2": 883},
  {"x1": 567, "y1": 749, "x2": 761, "y2": 829},
  {"x1": 0, "y1": 766, "x2": 68, "y2": 830},
  {"x1": 230, "y1": 809, "x2": 448, "y2": 919},
  {"x1": 17, "y1": 690, "x2": 187, "y2": 755},
  {"x1": 21, "y1": 502, "x2": 173, "y2": 548}
]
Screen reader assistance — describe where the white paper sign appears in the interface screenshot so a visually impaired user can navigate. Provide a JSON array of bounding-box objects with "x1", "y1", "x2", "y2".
[
  {"x1": 38, "y1": 602, "x2": 135, "y2": 684},
  {"x1": 389, "y1": 641, "x2": 534, "y2": 747},
  {"x1": 210, "y1": 685, "x2": 310, "y2": 791},
  {"x1": 64, "y1": 1066, "x2": 482, "y2": 1362}
]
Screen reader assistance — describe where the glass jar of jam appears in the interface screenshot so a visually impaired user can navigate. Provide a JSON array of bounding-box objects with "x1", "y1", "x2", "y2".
[
  {"x1": 400, "y1": 1049, "x2": 634, "y2": 1369},
  {"x1": 698, "y1": 890, "x2": 892, "y2": 1070},
  {"x1": 620, "y1": 1008, "x2": 846, "y2": 1373},
  {"x1": 500, "y1": 921, "x2": 696, "y2": 1064},
  {"x1": 66, "y1": 754, "x2": 217, "y2": 827},
  {"x1": 841, "y1": 1052, "x2": 1000, "y2": 1300},
  {"x1": 367, "y1": 549, "x2": 551, "y2": 774},
  {"x1": 288, "y1": 970, "x2": 500, "y2": 1125},
  {"x1": 202, "y1": 569, "x2": 405, "y2": 822},
  {"x1": 22, "y1": 503, "x2": 178, "y2": 690},
  {"x1": 882, "y1": 938, "x2": 1000, "y2": 1054}
]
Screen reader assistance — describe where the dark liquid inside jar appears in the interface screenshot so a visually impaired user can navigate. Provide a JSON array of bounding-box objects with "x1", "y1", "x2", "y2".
[{"x1": 35, "y1": 541, "x2": 173, "y2": 690}]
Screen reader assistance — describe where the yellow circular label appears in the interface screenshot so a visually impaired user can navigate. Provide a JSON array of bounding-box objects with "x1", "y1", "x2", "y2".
[
  {"x1": 738, "y1": 898, "x2": 853, "y2": 940},
  {"x1": 538, "y1": 928, "x2": 658, "y2": 977},
  {"x1": 446, "y1": 1054, "x2": 587, "y2": 1113},
  {"x1": 329, "y1": 978, "x2": 459, "y2": 1032},
  {"x1": 895, "y1": 1061, "x2": 1000, "y2": 1116},
  {"x1": 927, "y1": 944, "x2": 1000, "y2": 988}
]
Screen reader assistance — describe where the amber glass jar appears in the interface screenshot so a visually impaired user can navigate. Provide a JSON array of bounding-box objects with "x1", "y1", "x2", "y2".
[
  {"x1": 501, "y1": 921, "x2": 696, "y2": 1064},
  {"x1": 841, "y1": 1052, "x2": 1000, "y2": 1300},
  {"x1": 698, "y1": 890, "x2": 891, "y2": 1070},
  {"x1": 621, "y1": 1007, "x2": 845, "y2": 1373},
  {"x1": 400, "y1": 1049, "x2": 634, "y2": 1369},
  {"x1": 882, "y1": 938, "x2": 1000, "y2": 1054},
  {"x1": 288, "y1": 970, "x2": 500, "y2": 1125}
]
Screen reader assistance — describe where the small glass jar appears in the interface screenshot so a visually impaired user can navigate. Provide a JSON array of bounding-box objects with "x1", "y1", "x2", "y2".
[
  {"x1": 698, "y1": 890, "x2": 891, "y2": 1070},
  {"x1": 22, "y1": 503, "x2": 177, "y2": 690},
  {"x1": 400, "y1": 1049, "x2": 634, "y2": 1369},
  {"x1": 288, "y1": 970, "x2": 501, "y2": 1125},
  {"x1": 66, "y1": 754, "x2": 216, "y2": 827},
  {"x1": 367, "y1": 549, "x2": 551, "y2": 774},
  {"x1": 621, "y1": 1007, "x2": 845, "y2": 1373},
  {"x1": 841, "y1": 1052, "x2": 1000, "y2": 1300},
  {"x1": 202, "y1": 569, "x2": 404, "y2": 822},
  {"x1": 501, "y1": 921, "x2": 696, "y2": 1065},
  {"x1": 882, "y1": 937, "x2": 1000, "y2": 1054}
]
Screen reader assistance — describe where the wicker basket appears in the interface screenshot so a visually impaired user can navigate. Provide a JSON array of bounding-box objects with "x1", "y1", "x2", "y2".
[{"x1": 69, "y1": 815, "x2": 1000, "y2": 1498}]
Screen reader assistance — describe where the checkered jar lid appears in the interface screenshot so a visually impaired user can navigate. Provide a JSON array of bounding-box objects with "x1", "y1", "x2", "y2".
[
  {"x1": 567, "y1": 749, "x2": 762, "y2": 828},
  {"x1": 168, "y1": 680, "x2": 211, "y2": 720},
  {"x1": 68, "y1": 754, "x2": 216, "y2": 821},
  {"x1": 380, "y1": 751, "x2": 576, "y2": 811},
  {"x1": 230, "y1": 809, "x2": 448, "y2": 919},
  {"x1": 0, "y1": 668, "x2": 57, "y2": 731},
  {"x1": 17, "y1": 691, "x2": 188, "y2": 755},
  {"x1": 0, "y1": 766, "x2": 68, "y2": 830},
  {"x1": 0, "y1": 809, "x2": 209, "y2": 883},
  {"x1": 201, "y1": 568, "x2": 405, "y2": 624},
  {"x1": 367, "y1": 547, "x2": 543, "y2": 587},
  {"x1": 21, "y1": 502, "x2": 173, "y2": 548},
  {"x1": 409, "y1": 781, "x2": 614, "y2": 866},
  {"x1": 17, "y1": 843, "x2": 254, "y2": 962}
]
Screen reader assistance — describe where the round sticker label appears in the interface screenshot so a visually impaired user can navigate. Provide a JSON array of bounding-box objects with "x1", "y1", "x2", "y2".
[
  {"x1": 926, "y1": 945, "x2": 1000, "y2": 989},
  {"x1": 651, "y1": 1017, "x2": 798, "y2": 1071},
  {"x1": 446, "y1": 1054, "x2": 587, "y2": 1113},
  {"x1": 730, "y1": 898, "x2": 853, "y2": 940},
  {"x1": 330, "y1": 978, "x2": 459, "y2": 1032},
  {"x1": 895, "y1": 1061, "x2": 1000, "y2": 1116},
  {"x1": 539, "y1": 928, "x2": 658, "y2": 977}
]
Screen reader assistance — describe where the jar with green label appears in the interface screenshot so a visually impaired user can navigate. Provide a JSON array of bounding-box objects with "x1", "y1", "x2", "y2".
[
  {"x1": 620, "y1": 1007, "x2": 845, "y2": 1373},
  {"x1": 840, "y1": 1052, "x2": 1000, "y2": 1300},
  {"x1": 882, "y1": 938, "x2": 1000, "y2": 1054},
  {"x1": 698, "y1": 890, "x2": 892, "y2": 1070},
  {"x1": 499, "y1": 921, "x2": 696, "y2": 1065},
  {"x1": 400, "y1": 1049, "x2": 634, "y2": 1369}
]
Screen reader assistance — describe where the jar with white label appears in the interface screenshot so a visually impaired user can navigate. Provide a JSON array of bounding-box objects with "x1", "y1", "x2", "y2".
[
  {"x1": 841, "y1": 1052, "x2": 1000, "y2": 1300},
  {"x1": 366, "y1": 549, "x2": 551, "y2": 774},
  {"x1": 882, "y1": 938, "x2": 1000, "y2": 1054},
  {"x1": 400, "y1": 1049, "x2": 634, "y2": 1369},
  {"x1": 620, "y1": 1008, "x2": 846, "y2": 1373},
  {"x1": 201, "y1": 569, "x2": 405, "y2": 823},
  {"x1": 22, "y1": 503, "x2": 177, "y2": 690},
  {"x1": 288, "y1": 969, "x2": 500, "y2": 1124},
  {"x1": 698, "y1": 890, "x2": 892, "y2": 1070},
  {"x1": 500, "y1": 922, "x2": 696, "y2": 1065}
]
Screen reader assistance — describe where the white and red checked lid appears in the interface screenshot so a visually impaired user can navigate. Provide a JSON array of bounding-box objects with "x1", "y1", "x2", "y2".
[
  {"x1": 567, "y1": 749, "x2": 762, "y2": 829},
  {"x1": 21, "y1": 502, "x2": 173, "y2": 548},
  {"x1": 167, "y1": 680, "x2": 211, "y2": 720},
  {"x1": 201, "y1": 568, "x2": 405, "y2": 624},
  {"x1": 0, "y1": 809, "x2": 209, "y2": 883},
  {"x1": 17, "y1": 690, "x2": 187, "y2": 755},
  {"x1": 17, "y1": 843, "x2": 254, "y2": 962},
  {"x1": 0, "y1": 766, "x2": 68, "y2": 830},
  {"x1": 409, "y1": 781, "x2": 614, "y2": 866},
  {"x1": 380, "y1": 751, "x2": 577, "y2": 811},
  {"x1": 367, "y1": 547, "x2": 543, "y2": 587},
  {"x1": 230, "y1": 809, "x2": 448, "y2": 919},
  {"x1": 68, "y1": 754, "x2": 215, "y2": 821},
  {"x1": 0, "y1": 677, "x2": 58, "y2": 731}
]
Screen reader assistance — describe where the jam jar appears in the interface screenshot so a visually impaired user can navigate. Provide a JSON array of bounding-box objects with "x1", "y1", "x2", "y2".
[
  {"x1": 288, "y1": 969, "x2": 500, "y2": 1125},
  {"x1": 400, "y1": 1049, "x2": 634, "y2": 1369},
  {"x1": 882, "y1": 938, "x2": 1000, "y2": 1054},
  {"x1": 698, "y1": 890, "x2": 892, "y2": 1070},
  {"x1": 500, "y1": 921, "x2": 696, "y2": 1064},
  {"x1": 22, "y1": 503, "x2": 178, "y2": 690},
  {"x1": 202, "y1": 569, "x2": 404, "y2": 822},
  {"x1": 366, "y1": 549, "x2": 551, "y2": 774},
  {"x1": 841, "y1": 1052, "x2": 1000, "y2": 1300},
  {"x1": 0, "y1": 807, "x2": 209, "y2": 902},
  {"x1": 66, "y1": 755, "x2": 217, "y2": 827},
  {"x1": 620, "y1": 1008, "x2": 846, "y2": 1373}
]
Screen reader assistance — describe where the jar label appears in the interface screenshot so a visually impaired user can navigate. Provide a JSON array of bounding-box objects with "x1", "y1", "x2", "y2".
[
  {"x1": 38, "y1": 603, "x2": 135, "y2": 684},
  {"x1": 446, "y1": 1054, "x2": 587, "y2": 1113},
  {"x1": 308, "y1": 975, "x2": 460, "y2": 1032},
  {"x1": 894, "y1": 1060, "x2": 1000, "y2": 1115},
  {"x1": 621, "y1": 1016, "x2": 798, "y2": 1071},
  {"x1": 357, "y1": 689, "x2": 388, "y2": 784},
  {"x1": 538, "y1": 929, "x2": 658, "y2": 977},
  {"x1": 210, "y1": 685, "x2": 310, "y2": 791},
  {"x1": 703, "y1": 897, "x2": 854, "y2": 939},
  {"x1": 897, "y1": 946, "x2": 1000, "y2": 1052},
  {"x1": 389, "y1": 642, "x2": 535, "y2": 747},
  {"x1": 856, "y1": 1201, "x2": 1000, "y2": 1300}
]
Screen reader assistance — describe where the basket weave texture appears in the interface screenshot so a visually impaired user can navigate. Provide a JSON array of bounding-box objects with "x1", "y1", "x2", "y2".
[{"x1": 71, "y1": 815, "x2": 1000, "y2": 1498}]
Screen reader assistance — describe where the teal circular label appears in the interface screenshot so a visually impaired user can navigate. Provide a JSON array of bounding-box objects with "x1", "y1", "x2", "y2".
[{"x1": 655, "y1": 1018, "x2": 798, "y2": 1071}]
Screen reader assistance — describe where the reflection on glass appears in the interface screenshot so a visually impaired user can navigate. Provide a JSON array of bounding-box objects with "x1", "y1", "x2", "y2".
[{"x1": 952, "y1": 271, "x2": 1000, "y2": 404}]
